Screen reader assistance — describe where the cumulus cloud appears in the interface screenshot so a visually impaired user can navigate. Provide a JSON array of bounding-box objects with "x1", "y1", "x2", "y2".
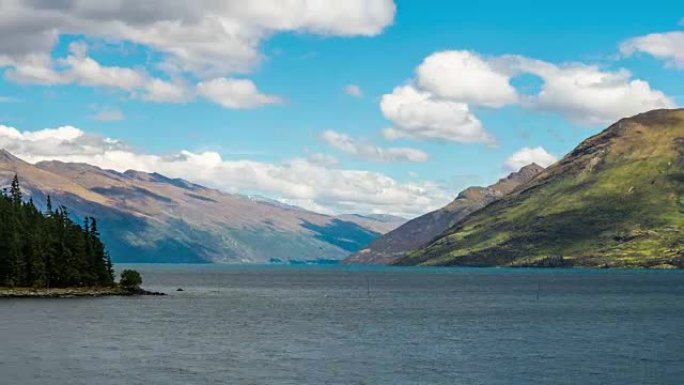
[
  {"x1": 196, "y1": 78, "x2": 282, "y2": 109},
  {"x1": 6, "y1": 42, "x2": 145, "y2": 88},
  {"x1": 386, "y1": 49, "x2": 675, "y2": 134},
  {"x1": 321, "y1": 130, "x2": 428, "y2": 162},
  {"x1": 503, "y1": 146, "x2": 557, "y2": 172},
  {"x1": 6, "y1": 41, "x2": 288, "y2": 109},
  {"x1": 504, "y1": 56, "x2": 676, "y2": 125},
  {"x1": 620, "y1": 31, "x2": 684, "y2": 69},
  {"x1": 0, "y1": 0, "x2": 396, "y2": 78},
  {"x1": 5, "y1": 42, "x2": 194, "y2": 103},
  {"x1": 307, "y1": 153, "x2": 338, "y2": 166},
  {"x1": 344, "y1": 84, "x2": 363, "y2": 97},
  {"x1": 380, "y1": 85, "x2": 494, "y2": 143},
  {"x1": 0, "y1": 125, "x2": 129, "y2": 157},
  {"x1": 143, "y1": 78, "x2": 190, "y2": 103},
  {"x1": 0, "y1": 1, "x2": 395, "y2": 108},
  {"x1": 416, "y1": 50, "x2": 518, "y2": 107},
  {"x1": 3, "y1": 54, "x2": 68, "y2": 85},
  {"x1": 0, "y1": 124, "x2": 450, "y2": 217},
  {"x1": 60, "y1": 42, "x2": 147, "y2": 90}
]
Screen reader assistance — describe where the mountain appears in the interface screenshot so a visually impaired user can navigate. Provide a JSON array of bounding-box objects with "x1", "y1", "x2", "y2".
[
  {"x1": 0, "y1": 150, "x2": 388, "y2": 263},
  {"x1": 232, "y1": 195, "x2": 405, "y2": 233},
  {"x1": 345, "y1": 164, "x2": 544, "y2": 264},
  {"x1": 398, "y1": 109, "x2": 684, "y2": 269},
  {"x1": 335, "y1": 214, "x2": 407, "y2": 234}
]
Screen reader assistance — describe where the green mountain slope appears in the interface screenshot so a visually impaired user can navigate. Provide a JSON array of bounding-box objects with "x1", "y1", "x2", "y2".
[
  {"x1": 398, "y1": 109, "x2": 684, "y2": 269},
  {"x1": 344, "y1": 164, "x2": 544, "y2": 264}
]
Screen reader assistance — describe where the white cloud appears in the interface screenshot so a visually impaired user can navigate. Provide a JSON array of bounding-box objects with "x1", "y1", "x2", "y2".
[
  {"x1": 0, "y1": 124, "x2": 450, "y2": 217},
  {"x1": 503, "y1": 146, "x2": 556, "y2": 172},
  {"x1": 344, "y1": 84, "x2": 363, "y2": 97},
  {"x1": 60, "y1": 42, "x2": 147, "y2": 90},
  {"x1": 5, "y1": 42, "x2": 283, "y2": 109},
  {"x1": 385, "y1": 49, "x2": 676, "y2": 135},
  {"x1": 620, "y1": 31, "x2": 684, "y2": 69},
  {"x1": 0, "y1": 125, "x2": 128, "y2": 157},
  {"x1": 505, "y1": 56, "x2": 676, "y2": 125},
  {"x1": 3, "y1": 54, "x2": 67, "y2": 85},
  {"x1": 143, "y1": 78, "x2": 189, "y2": 103},
  {"x1": 4, "y1": 42, "x2": 194, "y2": 103},
  {"x1": 416, "y1": 50, "x2": 518, "y2": 107},
  {"x1": 6, "y1": 43, "x2": 145, "y2": 89},
  {"x1": 321, "y1": 130, "x2": 428, "y2": 162},
  {"x1": 380, "y1": 85, "x2": 494, "y2": 143},
  {"x1": 196, "y1": 77, "x2": 282, "y2": 109},
  {"x1": 92, "y1": 109, "x2": 125, "y2": 122},
  {"x1": 0, "y1": 1, "x2": 395, "y2": 108},
  {"x1": 4, "y1": 43, "x2": 277, "y2": 108},
  {"x1": 0, "y1": 1, "x2": 396, "y2": 79},
  {"x1": 307, "y1": 153, "x2": 338, "y2": 166}
]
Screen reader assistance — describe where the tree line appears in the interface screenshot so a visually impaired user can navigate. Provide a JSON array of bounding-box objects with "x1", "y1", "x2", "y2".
[{"x1": 0, "y1": 175, "x2": 114, "y2": 288}]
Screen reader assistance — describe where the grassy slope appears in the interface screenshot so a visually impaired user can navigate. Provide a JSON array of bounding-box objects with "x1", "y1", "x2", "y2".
[
  {"x1": 399, "y1": 109, "x2": 684, "y2": 268},
  {"x1": 345, "y1": 164, "x2": 544, "y2": 264}
]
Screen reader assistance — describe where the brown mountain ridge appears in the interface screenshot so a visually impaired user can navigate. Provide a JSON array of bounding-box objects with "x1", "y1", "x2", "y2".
[
  {"x1": 398, "y1": 109, "x2": 684, "y2": 268},
  {"x1": 345, "y1": 163, "x2": 544, "y2": 264},
  {"x1": 0, "y1": 150, "x2": 403, "y2": 263}
]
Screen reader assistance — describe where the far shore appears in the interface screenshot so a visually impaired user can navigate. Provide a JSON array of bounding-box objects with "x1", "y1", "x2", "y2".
[{"x1": 0, "y1": 286, "x2": 165, "y2": 298}]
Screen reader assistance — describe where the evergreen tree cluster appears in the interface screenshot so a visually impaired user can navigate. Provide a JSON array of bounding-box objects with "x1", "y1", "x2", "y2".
[{"x1": 0, "y1": 175, "x2": 114, "y2": 288}]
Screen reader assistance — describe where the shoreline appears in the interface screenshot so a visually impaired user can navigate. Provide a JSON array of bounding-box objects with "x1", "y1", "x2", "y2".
[{"x1": 0, "y1": 287, "x2": 165, "y2": 298}]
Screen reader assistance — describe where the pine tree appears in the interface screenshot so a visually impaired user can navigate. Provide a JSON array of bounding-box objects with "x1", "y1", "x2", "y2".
[
  {"x1": 46, "y1": 195, "x2": 53, "y2": 215},
  {"x1": 0, "y1": 176, "x2": 115, "y2": 288},
  {"x1": 89, "y1": 217, "x2": 112, "y2": 285},
  {"x1": 10, "y1": 174, "x2": 21, "y2": 205},
  {"x1": 0, "y1": 189, "x2": 13, "y2": 285}
]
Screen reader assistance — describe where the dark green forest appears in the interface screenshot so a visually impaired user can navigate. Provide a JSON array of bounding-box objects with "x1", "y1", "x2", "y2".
[{"x1": 0, "y1": 175, "x2": 114, "y2": 288}]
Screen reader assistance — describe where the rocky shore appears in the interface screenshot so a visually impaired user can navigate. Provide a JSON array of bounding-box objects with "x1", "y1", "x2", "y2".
[{"x1": 0, "y1": 287, "x2": 165, "y2": 298}]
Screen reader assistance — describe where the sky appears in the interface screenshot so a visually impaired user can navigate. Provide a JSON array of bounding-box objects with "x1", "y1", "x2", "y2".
[{"x1": 0, "y1": 0, "x2": 682, "y2": 217}]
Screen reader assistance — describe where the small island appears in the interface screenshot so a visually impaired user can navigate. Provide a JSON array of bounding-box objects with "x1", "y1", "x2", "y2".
[{"x1": 0, "y1": 175, "x2": 163, "y2": 298}]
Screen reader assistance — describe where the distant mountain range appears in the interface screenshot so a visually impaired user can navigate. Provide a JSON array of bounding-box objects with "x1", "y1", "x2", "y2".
[
  {"x1": 398, "y1": 109, "x2": 684, "y2": 269},
  {"x1": 0, "y1": 150, "x2": 405, "y2": 263},
  {"x1": 5, "y1": 109, "x2": 678, "y2": 268},
  {"x1": 345, "y1": 163, "x2": 544, "y2": 264}
]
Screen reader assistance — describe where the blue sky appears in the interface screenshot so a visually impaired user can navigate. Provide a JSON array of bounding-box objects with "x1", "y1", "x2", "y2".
[{"x1": 0, "y1": 0, "x2": 682, "y2": 216}]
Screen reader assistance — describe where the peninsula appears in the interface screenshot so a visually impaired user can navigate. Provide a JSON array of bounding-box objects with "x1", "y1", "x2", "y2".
[{"x1": 0, "y1": 175, "x2": 161, "y2": 297}]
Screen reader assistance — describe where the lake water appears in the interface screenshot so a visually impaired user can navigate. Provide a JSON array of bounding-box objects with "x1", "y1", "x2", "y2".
[{"x1": 1, "y1": 264, "x2": 683, "y2": 385}]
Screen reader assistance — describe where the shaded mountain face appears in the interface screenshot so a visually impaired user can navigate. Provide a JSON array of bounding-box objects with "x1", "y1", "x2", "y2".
[
  {"x1": 335, "y1": 214, "x2": 407, "y2": 234},
  {"x1": 398, "y1": 109, "x2": 684, "y2": 269},
  {"x1": 345, "y1": 163, "x2": 544, "y2": 264},
  {"x1": 0, "y1": 151, "x2": 388, "y2": 263}
]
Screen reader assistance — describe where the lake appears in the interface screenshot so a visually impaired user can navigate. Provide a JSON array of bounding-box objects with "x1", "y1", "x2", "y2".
[{"x1": 1, "y1": 264, "x2": 683, "y2": 385}]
